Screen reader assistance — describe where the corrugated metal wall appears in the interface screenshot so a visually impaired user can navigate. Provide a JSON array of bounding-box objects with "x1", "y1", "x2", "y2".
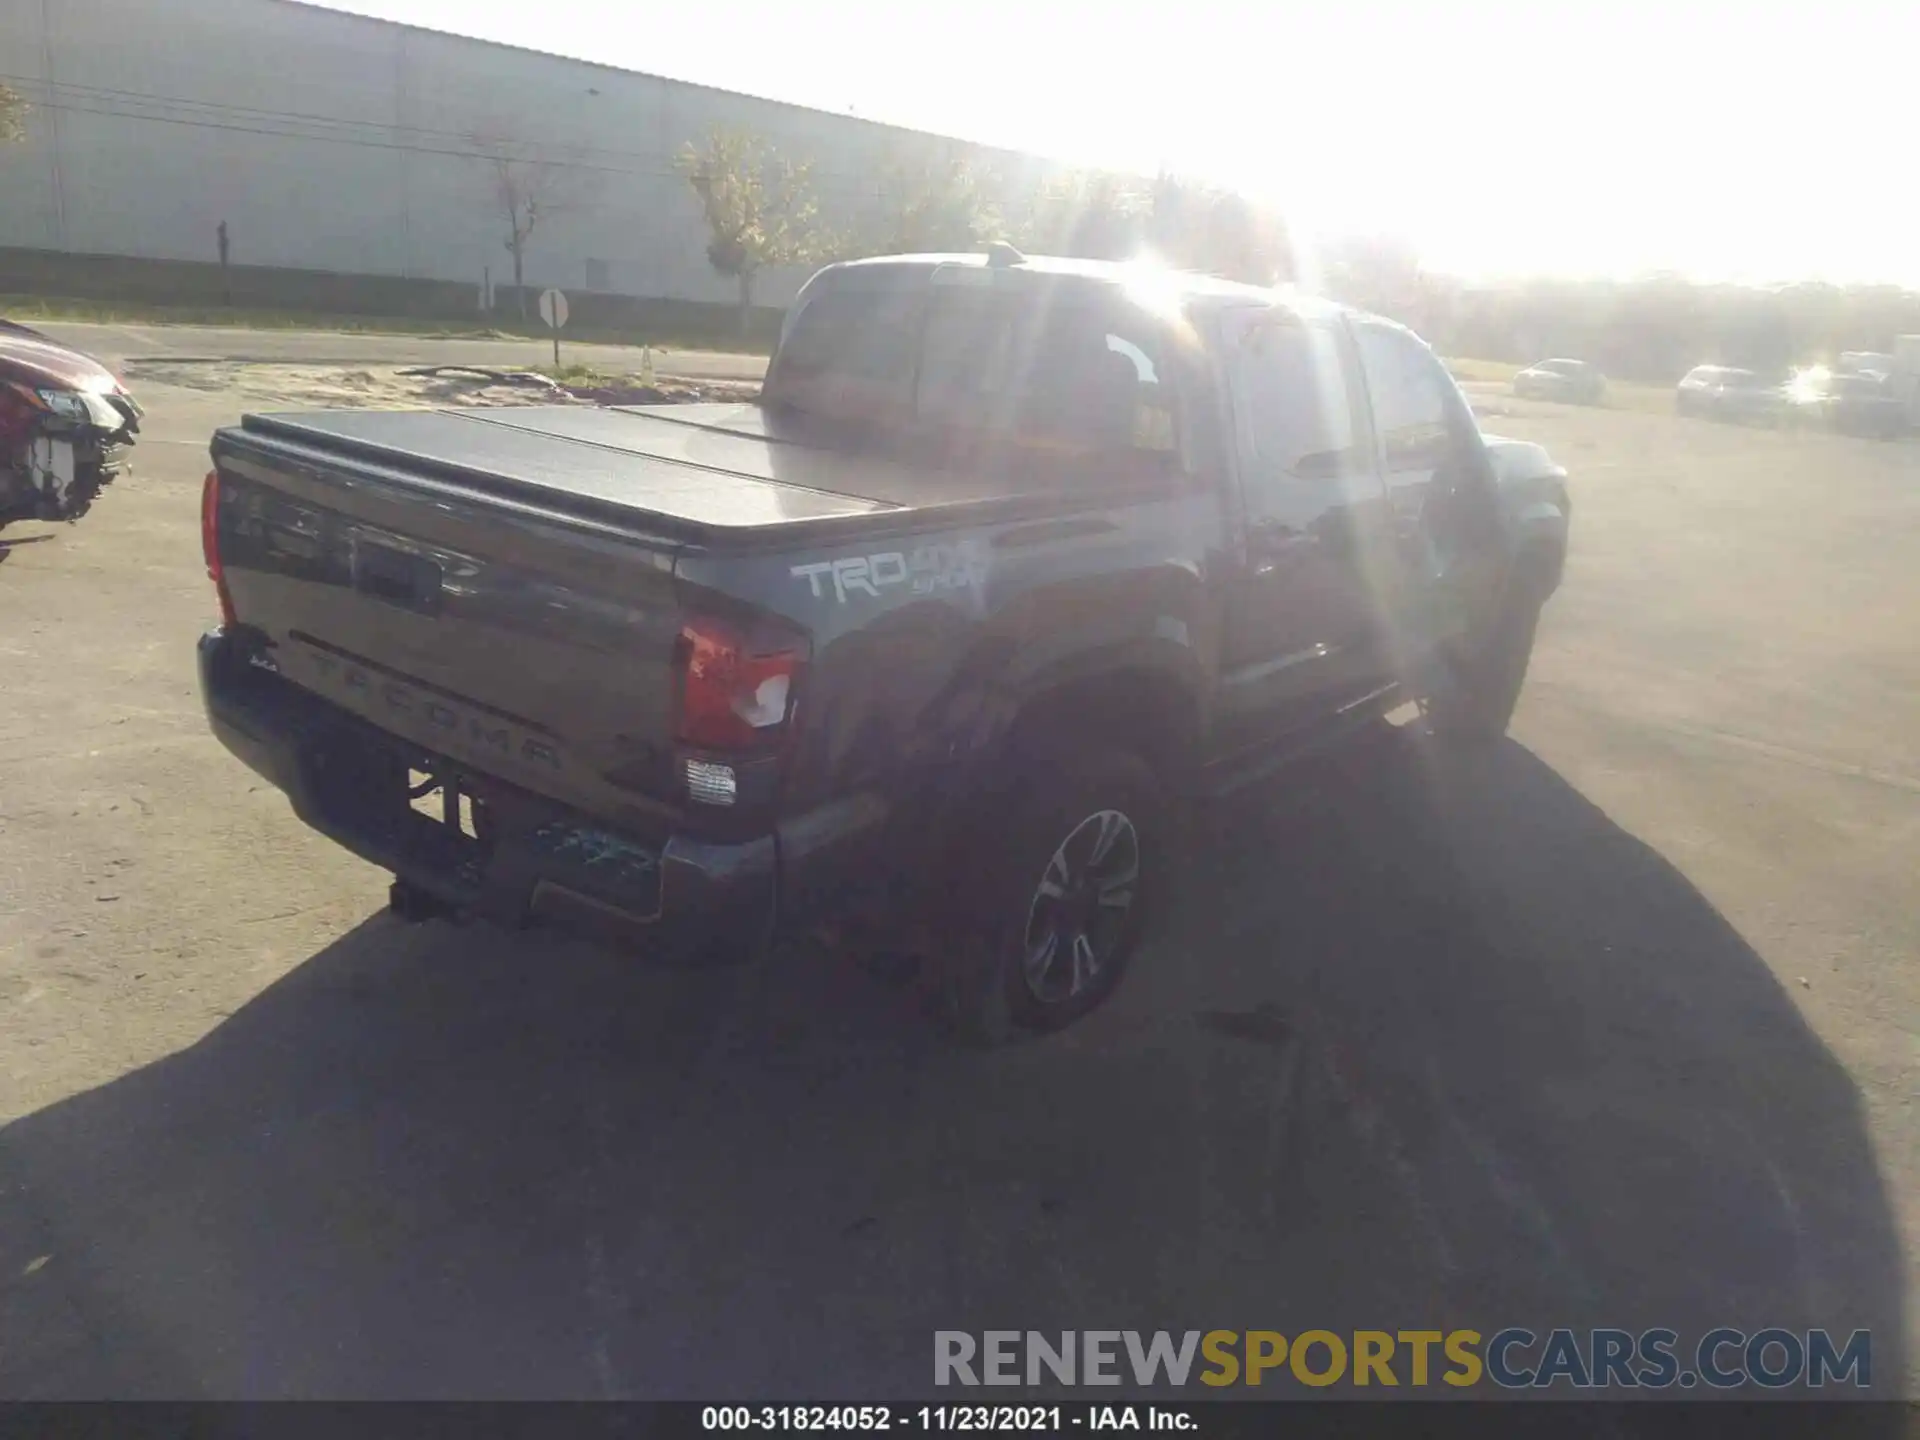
[{"x1": 0, "y1": 0, "x2": 1057, "y2": 307}]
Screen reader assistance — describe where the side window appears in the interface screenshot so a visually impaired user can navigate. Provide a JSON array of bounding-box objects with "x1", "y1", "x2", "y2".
[
  {"x1": 1354, "y1": 323, "x2": 1461, "y2": 473},
  {"x1": 1227, "y1": 317, "x2": 1364, "y2": 518}
]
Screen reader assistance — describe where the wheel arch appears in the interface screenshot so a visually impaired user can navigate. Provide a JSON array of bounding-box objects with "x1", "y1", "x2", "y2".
[{"x1": 997, "y1": 657, "x2": 1205, "y2": 788}]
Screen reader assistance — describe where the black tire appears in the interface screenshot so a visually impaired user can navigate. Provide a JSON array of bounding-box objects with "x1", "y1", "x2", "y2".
[
  {"x1": 388, "y1": 877, "x2": 448, "y2": 923},
  {"x1": 1422, "y1": 587, "x2": 1543, "y2": 746},
  {"x1": 938, "y1": 746, "x2": 1162, "y2": 1047}
]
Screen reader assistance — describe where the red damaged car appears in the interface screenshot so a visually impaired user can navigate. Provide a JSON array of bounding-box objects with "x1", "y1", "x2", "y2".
[{"x1": 0, "y1": 318, "x2": 143, "y2": 533}]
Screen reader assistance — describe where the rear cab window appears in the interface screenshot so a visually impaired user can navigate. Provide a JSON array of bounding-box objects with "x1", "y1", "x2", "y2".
[
  {"x1": 916, "y1": 269, "x2": 1182, "y2": 466},
  {"x1": 771, "y1": 262, "x2": 1187, "y2": 485},
  {"x1": 762, "y1": 267, "x2": 928, "y2": 425}
]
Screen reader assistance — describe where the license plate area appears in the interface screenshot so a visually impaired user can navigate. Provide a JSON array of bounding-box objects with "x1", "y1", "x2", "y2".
[
  {"x1": 304, "y1": 728, "x2": 494, "y2": 881},
  {"x1": 409, "y1": 768, "x2": 484, "y2": 839}
]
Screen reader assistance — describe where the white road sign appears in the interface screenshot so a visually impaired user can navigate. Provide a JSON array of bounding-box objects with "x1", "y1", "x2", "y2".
[{"x1": 538, "y1": 288, "x2": 569, "y2": 330}]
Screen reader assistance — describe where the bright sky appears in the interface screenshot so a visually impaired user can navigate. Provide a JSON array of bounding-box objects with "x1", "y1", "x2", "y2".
[{"x1": 315, "y1": 0, "x2": 1917, "y2": 289}]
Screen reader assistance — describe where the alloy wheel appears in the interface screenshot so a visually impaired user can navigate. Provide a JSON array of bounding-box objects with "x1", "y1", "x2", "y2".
[{"x1": 1021, "y1": 809, "x2": 1141, "y2": 1004}]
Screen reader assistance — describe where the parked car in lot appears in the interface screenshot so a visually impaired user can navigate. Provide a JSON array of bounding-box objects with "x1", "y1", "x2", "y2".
[
  {"x1": 197, "y1": 249, "x2": 1571, "y2": 1042},
  {"x1": 0, "y1": 317, "x2": 144, "y2": 532},
  {"x1": 1512, "y1": 358, "x2": 1606, "y2": 404},
  {"x1": 1836, "y1": 351, "x2": 1895, "y2": 381},
  {"x1": 1785, "y1": 368, "x2": 1908, "y2": 439},
  {"x1": 1676, "y1": 365, "x2": 1788, "y2": 424}
]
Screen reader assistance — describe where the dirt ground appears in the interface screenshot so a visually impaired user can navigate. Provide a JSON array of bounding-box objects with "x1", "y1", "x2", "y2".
[{"x1": 1, "y1": 370, "x2": 1914, "y2": 1399}]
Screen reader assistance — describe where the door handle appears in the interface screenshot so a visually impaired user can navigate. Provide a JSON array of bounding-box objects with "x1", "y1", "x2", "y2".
[{"x1": 1248, "y1": 520, "x2": 1302, "y2": 551}]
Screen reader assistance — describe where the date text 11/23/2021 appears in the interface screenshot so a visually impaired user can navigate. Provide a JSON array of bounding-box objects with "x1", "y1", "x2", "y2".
[{"x1": 702, "y1": 1407, "x2": 1191, "y2": 1432}]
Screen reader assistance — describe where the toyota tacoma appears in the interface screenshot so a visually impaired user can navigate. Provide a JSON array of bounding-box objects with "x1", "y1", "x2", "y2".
[{"x1": 198, "y1": 249, "x2": 1570, "y2": 1040}]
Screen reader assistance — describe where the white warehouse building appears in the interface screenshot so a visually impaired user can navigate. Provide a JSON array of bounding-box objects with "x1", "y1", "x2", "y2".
[{"x1": 0, "y1": 0, "x2": 1058, "y2": 315}]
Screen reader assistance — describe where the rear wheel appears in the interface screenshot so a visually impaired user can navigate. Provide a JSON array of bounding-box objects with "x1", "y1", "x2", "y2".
[
  {"x1": 939, "y1": 746, "x2": 1162, "y2": 1047},
  {"x1": 388, "y1": 877, "x2": 452, "y2": 923}
]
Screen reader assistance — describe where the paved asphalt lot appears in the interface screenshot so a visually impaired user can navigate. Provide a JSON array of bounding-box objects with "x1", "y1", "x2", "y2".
[{"x1": 0, "y1": 341, "x2": 1914, "y2": 1399}]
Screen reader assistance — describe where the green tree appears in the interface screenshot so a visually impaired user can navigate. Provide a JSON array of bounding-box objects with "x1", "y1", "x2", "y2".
[
  {"x1": 0, "y1": 84, "x2": 27, "y2": 144},
  {"x1": 1014, "y1": 170, "x2": 1150, "y2": 260},
  {"x1": 1147, "y1": 173, "x2": 1294, "y2": 285},
  {"x1": 678, "y1": 128, "x2": 834, "y2": 334},
  {"x1": 863, "y1": 152, "x2": 1002, "y2": 256},
  {"x1": 1402, "y1": 269, "x2": 1920, "y2": 384},
  {"x1": 1013, "y1": 168, "x2": 1294, "y2": 283}
]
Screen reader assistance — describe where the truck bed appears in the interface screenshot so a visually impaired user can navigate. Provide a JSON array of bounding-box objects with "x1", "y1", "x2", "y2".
[{"x1": 235, "y1": 402, "x2": 1076, "y2": 546}]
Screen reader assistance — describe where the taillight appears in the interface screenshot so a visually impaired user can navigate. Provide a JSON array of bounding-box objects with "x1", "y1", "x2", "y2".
[
  {"x1": 201, "y1": 469, "x2": 237, "y2": 628},
  {"x1": 675, "y1": 615, "x2": 804, "y2": 752},
  {"x1": 674, "y1": 616, "x2": 806, "y2": 808}
]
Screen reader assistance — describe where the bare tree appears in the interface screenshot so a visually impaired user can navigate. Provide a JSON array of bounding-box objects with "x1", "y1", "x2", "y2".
[
  {"x1": 678, "y1": 128, "x2": 835, "y2": 334},
  {"x1": 0, "y1": 84, "x2": 27, "y2": 144},
  {"x1": 471, "y1": 133, "x2": 587, "y2": 322}
]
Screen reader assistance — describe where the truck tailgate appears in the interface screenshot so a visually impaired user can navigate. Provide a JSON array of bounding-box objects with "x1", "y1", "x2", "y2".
[{"x1": 210, "y1": 416, "x2": 732, "y2": 823}]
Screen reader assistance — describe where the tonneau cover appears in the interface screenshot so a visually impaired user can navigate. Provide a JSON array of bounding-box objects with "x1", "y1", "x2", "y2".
[{"x1": 234, "y1": 403, "x2": 1041, "y2": 537}]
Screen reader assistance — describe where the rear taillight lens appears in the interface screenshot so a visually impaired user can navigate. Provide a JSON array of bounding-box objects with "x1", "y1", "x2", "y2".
[
  {"x1": 675, "y1": 616, "x2": 804, "y2": 752},
  {"x1": 202, "y1": 469, "x2": 237, "y2": 628}
]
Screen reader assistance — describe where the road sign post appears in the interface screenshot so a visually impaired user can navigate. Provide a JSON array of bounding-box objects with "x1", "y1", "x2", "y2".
[{"x1": 538, "y1": 288, "x2": 570, "y2": 370}]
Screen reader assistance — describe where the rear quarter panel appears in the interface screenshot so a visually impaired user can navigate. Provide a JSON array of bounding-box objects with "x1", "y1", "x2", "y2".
[{"x1": 673, "y1": 491, "x2": 1229, "y2": 821}]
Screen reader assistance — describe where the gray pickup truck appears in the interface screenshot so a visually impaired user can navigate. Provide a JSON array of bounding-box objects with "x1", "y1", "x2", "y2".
[{"x1": 198, "y1": 248, "x2": 1569, "y2": 1040}]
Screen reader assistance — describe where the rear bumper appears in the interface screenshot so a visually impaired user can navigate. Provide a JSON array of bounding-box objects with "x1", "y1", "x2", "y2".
[{"x1": 199, "y1": 628, "x2": 799, "y2": 959}]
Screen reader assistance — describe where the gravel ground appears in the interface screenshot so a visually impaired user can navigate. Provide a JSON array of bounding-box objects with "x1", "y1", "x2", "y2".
[{"x1": 0, "y1": 371, "x2": 1913, "y2": 1399}]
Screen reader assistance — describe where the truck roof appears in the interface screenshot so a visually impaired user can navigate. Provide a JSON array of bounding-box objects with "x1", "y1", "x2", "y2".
[
  {"x1": 829, "y1": 251, "x2": 1356, "y2": 324},
  {"x1": 219, "y1": 252, "x2": 1391, "y2": 552}
]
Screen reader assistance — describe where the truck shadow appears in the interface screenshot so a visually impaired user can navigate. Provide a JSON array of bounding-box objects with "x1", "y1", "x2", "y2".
[{"x1": 0, "y1": 732, "x2": 1903, "y2": 1400}]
